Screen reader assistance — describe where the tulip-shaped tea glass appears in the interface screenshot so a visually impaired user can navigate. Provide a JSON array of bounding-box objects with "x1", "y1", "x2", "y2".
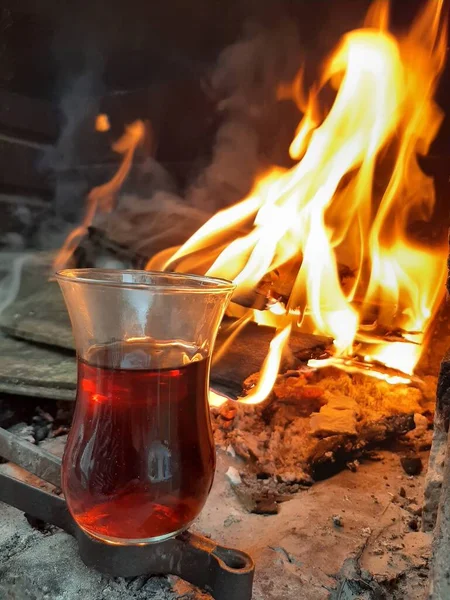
[{"x1": 56, "y1": 269, "x2": 234, "y2": 545}]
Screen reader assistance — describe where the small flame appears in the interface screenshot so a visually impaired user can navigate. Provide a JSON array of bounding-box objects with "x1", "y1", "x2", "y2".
[
  {"x1": 149, "y1": 0, "x2": 448, "y2": 403},
  {"x1": 308, "y1": 356, "x2": 413, "y2": 386},
  {"x1": 53, "y1": 121, "x2": 145, "y2": 271},
  {"x1": 96, "y1": 114, "x2": 111, "y2": 132},
  {"x1": 238, "y1": 324, "x2": 292, "y2": 405}
]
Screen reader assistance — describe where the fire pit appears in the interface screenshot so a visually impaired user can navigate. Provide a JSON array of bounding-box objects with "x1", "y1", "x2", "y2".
[{"x1": 0, "y1": 0, "x2": 450, "y2": 598}]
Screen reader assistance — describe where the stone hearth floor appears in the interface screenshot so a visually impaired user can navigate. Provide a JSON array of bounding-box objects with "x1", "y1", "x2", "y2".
[{"x1": 0, "y1": 436, "x2": 431, "y2": 600}]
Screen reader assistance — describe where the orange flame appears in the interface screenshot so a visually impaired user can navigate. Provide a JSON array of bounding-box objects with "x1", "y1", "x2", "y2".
[
  {"x1": 53, "y1": 120, "x2": 145, "y2": 271},
  {"x1": 239, "y1": 324, "x2": 292, "y2": 404},
  {"x1": 95, "y1": 114, "x2": 111, "y2": 132},
  {"x1": 148, "y1": 0, "x2": 448, "y2": 401}
]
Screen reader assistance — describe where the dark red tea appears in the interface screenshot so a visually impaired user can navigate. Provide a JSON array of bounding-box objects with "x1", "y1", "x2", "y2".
[{"x1": 63, "y1": 341, "x2": 215, "y2": 543}]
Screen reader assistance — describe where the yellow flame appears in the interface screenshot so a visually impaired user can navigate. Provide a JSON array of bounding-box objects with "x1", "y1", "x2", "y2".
[
  {"x1": 212, "y1": 312, "x2": 253, "y2": 365},
  {"x1": 308, "y1": 356, "x2": 412, "y2": 386},
  {"x1": 53, "y1": 121, "x2": 145, "y2": 271},
  {"x1": 147, "y1": 0, "x2": 447, "y2": 404},
  {"x1": 238, "y1": 324, "x2": 292, "y2": 405},
  {"x1": 209, "y1": 389, "x2": 228, "y2": 407}
]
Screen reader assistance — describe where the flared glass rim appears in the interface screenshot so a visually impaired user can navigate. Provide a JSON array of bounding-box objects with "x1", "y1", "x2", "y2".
[{"x1": 55, "y1": 268, "x2": 236, "y2": 294}]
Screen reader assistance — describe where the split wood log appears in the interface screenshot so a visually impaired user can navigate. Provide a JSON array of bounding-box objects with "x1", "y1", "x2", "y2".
[
  {"x1": 0, "y1": 275, "x2": 330, "y2": 400},
  {"x1": 0, "y1": 281, "x2": 329, "y2": 402},
  {"x1": 0, "y1": 282, "x2": 74, "y2": 351},
  {"x1": 212, "y1": 321, "x2": 329, "y2": 398},
  {"x1": 422, "y1": 359, "x2": 449, "y2": 532}
]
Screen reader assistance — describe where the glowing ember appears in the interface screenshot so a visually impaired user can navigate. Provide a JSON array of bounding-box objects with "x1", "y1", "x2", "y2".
[
  {"x1": 95, "y1": 114, "x2": 111, "y2": 132},
  {"x1": 148, "y1": 0, "x2": 448, "y2": 400}
]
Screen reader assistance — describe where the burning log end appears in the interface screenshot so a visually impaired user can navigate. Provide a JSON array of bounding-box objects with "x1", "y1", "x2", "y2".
[
  {"x1": 231, "y1": 261, "x2": 357, "y2": 312},
  {"x1": 231, "y1": 290, "x2": 271, "y2": 311}
]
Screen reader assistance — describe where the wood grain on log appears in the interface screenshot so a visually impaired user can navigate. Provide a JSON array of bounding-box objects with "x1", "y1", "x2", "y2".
[{"x1": 212, "y1": 321, "x2": 329, "y2": 398}]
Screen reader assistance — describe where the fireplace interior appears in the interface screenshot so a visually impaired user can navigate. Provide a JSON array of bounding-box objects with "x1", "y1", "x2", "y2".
[{"x1": 0, "y1": 0, "x2": 450, "y2": 599}]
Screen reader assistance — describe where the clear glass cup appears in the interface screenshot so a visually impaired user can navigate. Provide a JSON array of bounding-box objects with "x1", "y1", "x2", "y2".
[{"x1": 56, "y1": 268, "x2": 234, "y2": 545}]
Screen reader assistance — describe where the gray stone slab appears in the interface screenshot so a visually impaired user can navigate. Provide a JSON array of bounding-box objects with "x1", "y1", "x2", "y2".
[
  {"x1": 429, "y1": 431, "x2": 450, "y2": 599},
  {"x1": 0, "y1": 333, "x2": 76, "y2": 401},
  {"x1": 0, "y1": 282, "x2": 74, "y2": 351},
  {"x1": 423, "y1": 348, "x2": 450, "y2": 531},
  {"x1": 0, "y1": 251, "x2": 56, "y2": 314}
]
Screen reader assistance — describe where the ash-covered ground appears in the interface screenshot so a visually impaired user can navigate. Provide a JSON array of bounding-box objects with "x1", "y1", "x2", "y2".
[{"x1": 0, "y1": 426, "x2": 432, "y2": 600}]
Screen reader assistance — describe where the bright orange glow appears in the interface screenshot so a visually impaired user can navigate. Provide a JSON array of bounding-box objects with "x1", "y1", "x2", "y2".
[
  {"x1": 53, "y1": 121, "x2": 145, "y2": 271},
  {"x1": 148, "y1": 0, "x2": 448, "y2": 403},
  {"x1": 95, "y1": 114, "x2": 111, "y2": 132}
]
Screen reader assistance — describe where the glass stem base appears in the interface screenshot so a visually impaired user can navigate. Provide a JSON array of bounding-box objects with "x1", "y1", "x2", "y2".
[{"x1": 78, "y1": 521, "x2": 193, "y2": 546}]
